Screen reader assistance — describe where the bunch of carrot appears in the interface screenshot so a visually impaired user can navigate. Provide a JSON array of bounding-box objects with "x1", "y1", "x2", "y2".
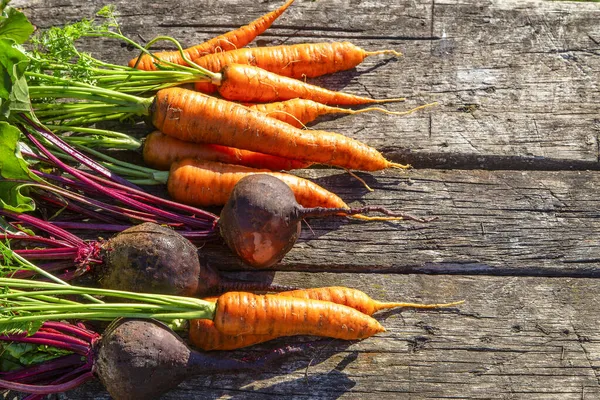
[
  {"x1": 191, "y1": 287, "x2": 463, "y2": 351},
  {"x1": 128, "y1": 0, "x2": 429, "y2": 213}
]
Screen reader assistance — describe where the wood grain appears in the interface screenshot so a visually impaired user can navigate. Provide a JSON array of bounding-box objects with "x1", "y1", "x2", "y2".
[{"x1": 7, "y1": 0, "x2": 600, "y2": 398}]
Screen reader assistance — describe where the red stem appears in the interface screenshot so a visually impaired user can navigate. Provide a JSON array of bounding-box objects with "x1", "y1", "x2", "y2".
[
  {"x1": 12, "y1": 247, "x2": 79, "y2": 260},
  {"x1": 0, "y1": 354, "x2": 84, "y2": 382},
  {"x1": 0, "y1": 336, "x2": 89, "y2": 355},
  {"x1": 20, "y1": 114, "x2": 140, "y2": 190},
  {"x1": 11, "y1": 261, "x2": 76, "y2": 279},
  {"x1": 25, "y1": 132, "x2": 216, "y2": 231},
  {"x1": 0, "y1": 210, "x2": 84, "y2": 247},
  {"x1": 0, "y1": 371, "x2": 94, "y2": 394},
  {"x1": 41, "y1": 322, "x2": 99, "y2": 342},
  {"x1": 0, "y1": 234, "x2": 71, "y2": 248}
]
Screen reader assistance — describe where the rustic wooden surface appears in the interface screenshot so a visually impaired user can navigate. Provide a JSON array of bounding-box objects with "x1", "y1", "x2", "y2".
[{"x1": 10, "y1": 0, "x2": 600, "y2": 398}]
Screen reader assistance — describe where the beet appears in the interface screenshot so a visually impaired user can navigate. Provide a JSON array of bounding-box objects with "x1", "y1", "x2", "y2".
[
  {"x1": 219, "y1": 175, "x2": 301, "y2": 268},
  {"x1": 98, "y1": 222, "x2": 294, "y2": 296},
  {"x1": 219, "y1": 174, "x2": 361, "y2": 268},
  {"x1": 96, "y1": 319, "x2": 298, "y2": 400},
  {"x1": 99, "y1": 223, "x2": 203, "y2": 296},
  {"x1": 0, "y1": 320, "x2": 306, "y2": 400},
  {"x1": 219, "y1": 174, "x2": 433, "y2": 268}
]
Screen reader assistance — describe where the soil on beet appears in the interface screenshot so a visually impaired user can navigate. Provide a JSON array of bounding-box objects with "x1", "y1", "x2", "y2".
[{"x1": 98, "y1": 223, "x2": 202, "y2": 296}]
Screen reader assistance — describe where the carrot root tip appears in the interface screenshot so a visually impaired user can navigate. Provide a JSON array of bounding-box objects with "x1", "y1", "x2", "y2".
[
  {"x1": 372, "y1": 97, "x2": 406, "y2": 104},
  {"x1": 350, "y1": 215, "x2": 403, "y2": 222},
  {"x1": 388, "y1": 162, "x2": 411, "y2": 170},
  {"x1": 366, "y1": 49, "x2": 403, "y2": 58}
]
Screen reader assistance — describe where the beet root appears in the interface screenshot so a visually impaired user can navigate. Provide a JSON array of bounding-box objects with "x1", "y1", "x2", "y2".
[
  {"x1": 218, "y1": 174, "x2": 302, "y2": 268},
  {"x1": 99, "y1": 222, "x2": 205, "y2": 296},
  {"x1": 94, "y1": 318, "x2": 304, "y2": 400},
  {"x1": 98, "y1": 222, "x2": 297, "y2": 295}
]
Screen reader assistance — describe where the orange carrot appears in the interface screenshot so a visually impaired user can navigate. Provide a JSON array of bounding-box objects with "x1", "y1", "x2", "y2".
[
  {"x1": 212, "y1": 291, "x2": 386, "y2": 338},
  {"x1": 194, "y1": 41, "x2": 401, "y2": 93},
  {"x1": 143, "y1": 130, "x2": 311, "y2": 170},
  {"x1": 248, "y1": 99, "x2": 436, "y2": 128},
  {"x1": 129, "y1": 0, "x2": 295, "y2": 70},
  {"x1": 212, "y1": 63, "x2": 405, "y2": 104},
  {"x1": 167, "y1": 159, "x2": 344, "y2": 208},
  {"x1": 167, "y1": 159, "x2": 421, "y2": 222},
  {"x1": 189, "y1": 319, "x2": 273, "y2": 351},
  {"x1": 152, "y1": 87, "x2": 408, "y2": 171},
  {"x1": 275, "y1": 287, "x2": 465, "y2": 316},
  {"x1": 190, "y1": 288, "x2": 463, "y2": 350}
]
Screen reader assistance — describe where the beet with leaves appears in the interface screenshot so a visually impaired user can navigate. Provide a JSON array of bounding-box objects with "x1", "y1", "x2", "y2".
[
  {"x1": 0, "y1": 213, "x2": 294, "y2": 296},
  {"x1": 0, "y1": 319, "x2": 306, "y2": 400}
]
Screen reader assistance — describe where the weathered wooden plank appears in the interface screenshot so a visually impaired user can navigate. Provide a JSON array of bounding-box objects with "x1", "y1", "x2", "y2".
[
  {"x1": 6, "y1": 1, "x2": 600, "y2": 399},
  {"x1": 47, "y1": 273, "x2": 600, "y2": 399},
  {"x1": 13, "y1": 0, "x2": 600, "y2": 164},
  {"x1": 196, "y1": 168, "x2": 600, "y2": 277},
  {"x1": 13, "y1": 0, "x2": 600, "y2": 275}
]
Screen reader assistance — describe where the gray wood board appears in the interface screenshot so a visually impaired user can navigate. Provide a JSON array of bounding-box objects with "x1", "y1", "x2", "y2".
[
  {"x1": 55, "y1": 273, "x2": 600, "y2": 400},
  {"x1": 201, "y1": 168, "x2": 600, "y2": 277},
  {"x1": 7, "y1": 0, "x2": 600, "y2": 399},
  {"x1": 14, "y1": 0, "x2": 600, "y2": 165}
]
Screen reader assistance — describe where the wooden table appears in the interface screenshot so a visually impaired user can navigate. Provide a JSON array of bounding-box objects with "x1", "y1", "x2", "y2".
[{"x1": 13, "y1": 0, "x2": 600, "y2": 398}]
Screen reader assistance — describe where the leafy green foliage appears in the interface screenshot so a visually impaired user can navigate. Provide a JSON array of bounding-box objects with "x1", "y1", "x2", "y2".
[
  {"x1": 0, "y1": 121, "x2": 38, "y2": 212},
  {"x1": 28, "y1": 6, "x2": 123, "y2": 84},
  {"x1": 0, "y1": 282, "x2": 44, "y2": 336},
  {"x1": 0, "y1": 3, "x2": 34, "y2": 44},
  {"x1": 0, "y1": 342, "x2": 72, "y2": 371},
  {"x1": 0, "y1": 39, "x2": 30, "y2": 119}
]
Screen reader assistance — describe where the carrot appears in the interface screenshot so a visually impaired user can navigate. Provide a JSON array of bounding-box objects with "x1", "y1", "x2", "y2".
[
  {"x1": 129, "y1": 0, "x2": 295, "y2": 70},
  {"x1": 152, "y1": 87, "x2": 408, "y2": 171},
  {"x1": 193, "y1": 41, "x2": 402, "y2": 94},
  {"x1": 167, "y1": 159, "x2": 421, "y2": 222},
  {"x1": 212, "y1": 291, "x2": 386, "y2": 338},
  {"x1": 189, "y1": 319, "x2": 274, "y2": 351},
  {"x1": 190, "y1": 288, "x2": 463, "y2": 351},
  {"x1": 248, "y1": 99, "x2": 437, "y2": 128},
  {"x1": 212, "y1": 63, "x2": 406, "y2": 105},
  {"x1": 143, "y1": 130, "x2": 311, "y2": 171},
  {"x1": 168, "y1": 160, "x2": 431, "y2": 224},
  {"x1": 274, "y1": 287, "x2": 465, "y2": 316},
  {"x1": 167, "y1": 159, "x2": 344, "y2": 208}
]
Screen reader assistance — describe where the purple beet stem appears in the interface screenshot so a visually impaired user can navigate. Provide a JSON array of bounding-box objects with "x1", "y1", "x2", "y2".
[
  {"x1": 25, "y1": 131, "x2": 216, "y2": 232},
  {"x1": 0, "y1": 354, "x2": 84, "y2": 381},
  {"x1": 0, "y1": 210, "x2": 84, "y2": 247},
  {"x1": 20, "y1": 114, "x2": 140, "y2": 191},
  {"x1": 0, "y1": 322, "x2": 98, "y2": 395}
]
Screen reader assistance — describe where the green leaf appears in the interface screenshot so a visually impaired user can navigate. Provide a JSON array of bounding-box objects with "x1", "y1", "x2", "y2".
[
  {"x1": 0, "y1": 340, "x2": 71, "y2": 371},
  {"x1": 0, "y1": 352, "x2": 22, "y2": 372},
  {"x1": 0, "y1": 5, "x2": 34, "y2": 44},
  {"x1": 22, "y1": 344, "x2": 73, "y2": 364},
  {"x1": 0, "y1": 121, "x2": 34, "y2": 180},
  {"x1": 0, "y1": 39, "x2": 30, "y2": 119},
  {"x1": 0, "y1": 318, "x2": 43, "y2": 336},
  {"x1": 0, "y1": 181, "x2": 35, "y2": 212},
  {"x1": 0, "y1": 121, "x2": 37, "y2": 212}
]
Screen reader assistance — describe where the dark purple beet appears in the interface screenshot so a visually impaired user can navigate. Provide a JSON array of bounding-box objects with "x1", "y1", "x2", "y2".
[
  {"x1": 218, "y1": 175, "x2": 301, "y2": 269},
  {"x1": 94, "y1": 319, "x2": 301, "y2": 400},
  {"x1": 218, "y1": 174, "x2": 434, "y2": 268},
  {"x1": 98, "y1": 222, "x2": 295, "y2": 296},
  {"x1": 99, "y1": 222, "x2": 205, "y2": 296},
  {"x1": 218, "y1": 174, "x2": 375, "y2": 268}
]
